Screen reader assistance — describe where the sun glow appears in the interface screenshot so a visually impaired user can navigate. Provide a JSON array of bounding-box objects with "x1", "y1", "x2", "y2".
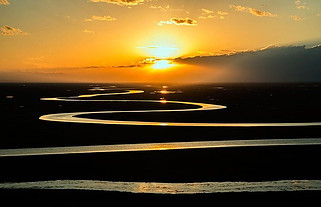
[
  {"x1": 137, "y1": 45, "x2": 180, "y2": 59},
  {"x1": 151, "y1": 46, "x2": 178, "y2": 59},
  {"x1": 152, "y1": 60, "x2": 175, "y2": 69},
  {"x1": 137, "y1": 41, "x2": 182, "y2": 70}
]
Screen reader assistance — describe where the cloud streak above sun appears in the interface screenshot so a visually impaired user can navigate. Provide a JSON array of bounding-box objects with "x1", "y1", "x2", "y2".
[
  {"x1": 230, "y1": 5, "x2": 277, "y2": 17},
  {"x1": 158, "y1": 18, "x2": 197, "y2": 26},
  {"x1": 137, "y1": 45, "x2": 179, "y2": 58},
  {"x1": 89, "y1": 0, "x2": 144, "y2": 6}
]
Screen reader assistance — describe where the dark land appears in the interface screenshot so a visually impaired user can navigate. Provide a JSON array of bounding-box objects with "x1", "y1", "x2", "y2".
[{"x1": 1, "y1": 83, "x2": 321, "y2": 204}]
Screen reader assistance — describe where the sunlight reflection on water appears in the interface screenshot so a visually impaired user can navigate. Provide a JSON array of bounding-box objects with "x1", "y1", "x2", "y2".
[
  {"x1": 1, "y1": 138, "x2": 321, "y2": 157},
  {"x1": 39, "y1": 88, "x2": 321, "y2": 127},
  {"x1": 1, "y1": 180, "x2": 321, "y2": 194}
]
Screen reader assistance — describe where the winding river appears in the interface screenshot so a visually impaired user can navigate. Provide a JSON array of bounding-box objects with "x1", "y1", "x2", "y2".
[
  {"x1": 39, "y1": 89, "x2": 321, "y2": 127},
  {"x1": 2, "y1": 87, "x2": 321, "y2": 194}
]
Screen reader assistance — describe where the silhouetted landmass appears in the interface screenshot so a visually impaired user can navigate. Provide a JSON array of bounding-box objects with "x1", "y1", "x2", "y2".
[
  {"x1": 1, "y1": 83, "x2": 321, "y2": 202},
  {"x1": 176, "y1": 45, "x2": 321, "y2": 82}
]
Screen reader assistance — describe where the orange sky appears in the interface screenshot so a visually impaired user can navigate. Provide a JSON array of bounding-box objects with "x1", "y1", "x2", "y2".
[{"x1": 1, "y1": 0, "x2": 321, "y2": 82}]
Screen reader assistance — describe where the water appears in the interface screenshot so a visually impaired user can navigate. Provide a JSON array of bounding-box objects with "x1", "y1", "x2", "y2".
[
  {"x1": 1, "y1": 83, "x2": 321, "y2": 196},
  {"x1": 39, "y1": 88, "x2": 321, "y2": 127},
  {"x1": 1, "y1": 138, "x2": 321, "y2": 157},
  {"x1": 1, "y1": 180, "x2": 321, "y2": 194}
]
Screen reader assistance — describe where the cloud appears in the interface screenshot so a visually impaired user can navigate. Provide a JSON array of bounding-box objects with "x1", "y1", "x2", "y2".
[
  {"x1": 230, "y1": 5, "x2": 248, "y2": 12},
  {"x1": 0, "y1": 0, "x2": 9, "y2": 5},
  {"x1": 295, "y1": 0, "x2": 306, "y2": 9},
  {"x1": 230, "y1": 5, "x2": 277, "y2": 17},
  {"x1": 199, "y1": 9, "x2": 229, "y2": 20},
  {"x1": 137, "y1": 45, "x2": 178, "y2": 50},
  {"x1": 85, "y1": 15, "x2": 116, "y2": 22},
  {"x1": 217, "y1": 11, "x2": 229, "y2": 16},
  {"x1": 83, "y1": 29, "x2": 95, "y2": 33},
  {"x1": 158, "y1": 18, "x2": 197, "y2": 26},
  {"x1": 149, "y1": 5, "x2": 170, "y2": 11},
  {"x1": 110, "y1": 57, "x2": 178, "y2": 69},
  {"x1": 199, "y1": 9, "x2": 215, "y2": 19},
  {"x1": 112, "y1": 64, "x2": 141, "y2": 68},
  {"x1": 248, "y1": 8, "x2": 277, "y2": 17},
  {"x1": 149, "y1": 4, "x2": 190, "y2": 14},
  {"x1": 89, "y1": 0, "x2": 144, "y2": 7},
  {"x1": 201, "y1": 9, "x2": 214, "y2": 15},
  {"x1": 112, "y1": 57, "x2": 158, "y2": 68},
  {"x1": 137, "y1": 45, "x2": 179, "y2": 58},
  {"x1": 290, "y1": 15, "x2": 304, "y2": 21},
  {"x1": 79, "y1": 58, "x2": 156, "y2": 69},
  {"x1": 1, "y1": 25, "x2": 29, "y2": 36},
  {"x1": 175, "y1": 45, "x2": 321, "y2": 82}
]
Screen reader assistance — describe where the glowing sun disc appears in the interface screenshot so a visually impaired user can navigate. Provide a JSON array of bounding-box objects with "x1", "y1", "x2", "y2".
[{"x1": 152, "y1": 60, "x2": 175, "y2": 69}]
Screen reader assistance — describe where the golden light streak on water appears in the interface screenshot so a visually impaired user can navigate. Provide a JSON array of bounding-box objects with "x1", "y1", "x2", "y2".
[
  {"x1": 1, "y1": 180, "x2": 321, "y2": 194},
  {"x1": 1, "y1": 138, "x2": 321, "y2": 157},
  {"x1": 39, "y1": 88, "x2": 321, "y2": 127}
]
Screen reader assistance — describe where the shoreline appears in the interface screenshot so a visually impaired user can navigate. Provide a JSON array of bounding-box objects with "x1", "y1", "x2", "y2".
[{"x1": 1, "y1": 189, "x2": 321, "y2": 205}]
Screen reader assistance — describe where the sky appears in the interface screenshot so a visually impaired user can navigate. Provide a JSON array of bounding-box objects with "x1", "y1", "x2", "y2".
[{"x1": 1, "y1": 0, "x2": 321, "y2": 83}]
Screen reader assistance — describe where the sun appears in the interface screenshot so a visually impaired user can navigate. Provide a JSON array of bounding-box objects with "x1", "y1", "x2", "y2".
[
  {"x1": 152, "y1": 60, "x2": 175, "y2": 69},
  {"x1": 137, "y1": 44, "x2": 180, "y2": 70}
]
